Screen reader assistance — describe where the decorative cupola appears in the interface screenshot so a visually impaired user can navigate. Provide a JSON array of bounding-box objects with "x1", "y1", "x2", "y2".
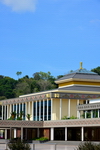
[{"x1": 55, "y1": 62, "x2": 100, "y2": 89}]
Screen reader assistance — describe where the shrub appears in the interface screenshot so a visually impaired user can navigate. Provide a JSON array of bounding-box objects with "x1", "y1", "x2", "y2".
[
  {"x1": 76, "y1": 141, "x2": 100, "y2": 150},
  {"x1": 8, "y1": 138, "x2": 31, "y2": 150}
]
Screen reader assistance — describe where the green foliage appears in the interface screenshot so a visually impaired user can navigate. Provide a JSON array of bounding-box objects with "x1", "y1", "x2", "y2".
[
  {"x1": 76, "y1": 141, "x2": 100, "y2": 150},
  {"x1": 33, "y1": 137, "x2": 48, "y2": 141},
  {"x1": 91, "y1": 66, "x2": 100, "y2": 75},
  {"x1": 8, "y1": 138, "x2": 31, "y2": 150},
  {"x1": 26, "y1": 114, "x2": 31, "y2": 120},
  {"x1": 62, "y1": 115, "x2": 77, "y2": 120},
  {"x1": 0, "y1": 71, "x2": 58, "y2": 99}
]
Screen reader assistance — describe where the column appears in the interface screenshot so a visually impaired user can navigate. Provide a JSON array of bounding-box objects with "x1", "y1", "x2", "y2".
[
  {"x1": 51, "y1": 128, "x2": 54, "y2": 141},
  {"x1": 36, "y1": 101, "x2": 37, "y2": 121},
  {"x1": 98, "y1": 109, "x2": 100, "y2": 118},
  {"x1": 43, "y1": 100, "x2": 45, "y2": 121},
  {"x1": 14, "y1": 129, "x2": 16, "y2": 138},
  {"x1": 65, "y1": 127, "x2": 67, "y2": 141},
  {"x1": 4, "y1": 105, "x2": 6, "y2": 120},
  {"x1": 68, "y1": 99, "x2": 70, "y2": 118},
  {"x1": 60, "y1": 99, "x2": 62, "y2": 120},
  {"x1": 22, "y1": 103, "x2": 24, "y2": 120},
  {"x1": 19, "y1": 103, "x2": 20, "y2": 116},
  {"x1": 32, "y1": 101, "x2": 33, "y2": 121},
  {"x1": 47, "y1": 99, "x2": 48, "y2": 120},
  {"x1": 77, "y1": 99, "x2": 80, "y2": 118},
  {"x1": 16, "y1": 104, "x2": 17, "y2": 119},
  {"x1": 51, "y1": 99, "x2": 53, "y2": 120},
  {"x1": 81, "y1": 127, "x2": 84, "y2": 141},
  {"x1": 21, "y1": 127, "x2": 23, "y2": 140},
  {"x1": 91, "y1": 110, "x2": 93, "y2": 118},
  {"x1": 25, "y1": 102, "x2": 27, "y2": 120},
  {"x1": 39, "y1": 101, "x2": 41, "y2": 121},
  {"x1": 28, "y1": 101, "x2": 30, "y2": 114},
  {"x1": 13, "y1": 104, "x2": 14, "y2": 112},
  {"x1": 5, "y1": 129, "x2": 7, "y2": 140},
  {"x1": 9, "y1": 104, "x2": 12, "y2": 118},
  {"x1": 7, "y1": 105, "x2": 9, "y2": 119},
  {"x1": 2, "y1": 105, "x2": 3, "y2": 120},
  {"x1": 85, "y1": 111, "x2": 87, "y2": 119}
]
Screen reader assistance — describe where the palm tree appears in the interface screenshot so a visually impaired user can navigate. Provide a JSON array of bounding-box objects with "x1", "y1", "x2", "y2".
[{"x1": 16, "y1": 71, "x2": 22, "y2": 79}]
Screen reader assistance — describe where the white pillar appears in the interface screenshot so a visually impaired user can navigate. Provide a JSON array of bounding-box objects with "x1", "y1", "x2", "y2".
[
  {"x1": 68, "y1": 99, "x2": 70, "y2": 118},
  {"x1": 21, "y1": 127, "x2": 23, "y2": 140},
  {"x1": 4, "y1": 106, "x2": 6, "y2": 120},
  {"x1": 28, "y1": 101, "x2": 30, "y2": 114},
  {"x1": 65, "y1": 127, "x2": 67, "y2": 141},
  {"x1": 32, "y1": 101, "x2": 33, "y2": 121},
  {"x1": 47, "y1": 99, "x2": 48, "y2": 120},
  {"x1": 2, "y1": 106, "x2": 3, "y2": 120},
  {"x1": 13, "y1": 104, "x2": 14, "y2": 112},
  {"x1": 39, "y1": 101, "x2": 41, "y2": 121},
  {"x1": 60, "y1": 99, "x2": 62, "y2": 120},
  {"x1": 7, "y1": 105, "x2": 9, "y2": 119},
  {"x1": 43, "y1": 100, "x2": 45, "y2": 121},
  {"x1": 98, "y1": 109, "x2": 99, "y2": 118},
  {"x1": 25, "y1": 102, "x2": 27, "y2": 120},
  {"x1": 81, "y1": 127, "x2": 84, "y2": 141},
  {"x1": 14, "y1": 129, "x2": 16, "y2": 138},
  {"x1": 19, "y1": 103, "x2": 20, "y2": 115},
  {"x1": 22, "y1": 103, "x2": 24, "y2": 120},
  {"x1": 36, "y1": 101, "x2": 37, "y2": 121},
  {"x1": 77, "y1": 99, "x2": 80, "y2": 118},
  {"x1": 91, "y1": 110, "x2": 93, "y2": 118},
  {"x1": 5, "y1": 129, "x2": 7, "y2": 140},
  {"x1": 9, "y1": 104, "x2": 12, "y2": 118},
  {"x1": 51, "y1": 99, "x2": 53, "y2": 120},
  {"x1": 51, "y1": 128, "x2": 54, "y2": 141},
  {"x1": 16, "y1": 104, "x2": 17, "y2": 119}
]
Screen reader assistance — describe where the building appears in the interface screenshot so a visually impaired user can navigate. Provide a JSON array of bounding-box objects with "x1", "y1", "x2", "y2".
[{"x1": 0, "y1": 63, "x2": 100, "y2": 141}]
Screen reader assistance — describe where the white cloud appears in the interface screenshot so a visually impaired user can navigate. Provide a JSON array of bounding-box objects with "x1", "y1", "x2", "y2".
[{"x1": 0, "y1": 0, "x2": 37, "y2": 12}]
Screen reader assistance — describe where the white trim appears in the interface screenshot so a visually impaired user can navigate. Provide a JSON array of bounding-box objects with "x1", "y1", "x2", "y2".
[
  {"x1": 59, "y1": 84, "x2": 100, "y2": 89},
  {"x1": 51, "y1": 128, "x2": 54, "y2": 140},
  {"x1": 65, "y1": 127, "x2": 67, "y2": 141},
  {"x1": 81, "y1": 127, "x2": 84, "y2": 141},
  {"x1": 19, "y1": 89, "x2": 58, "y2": 97}
]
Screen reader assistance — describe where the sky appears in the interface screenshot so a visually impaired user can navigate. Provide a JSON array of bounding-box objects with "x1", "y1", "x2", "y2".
[{"x1": 0, "y1": 0, "x2": 100, "y2": 79}]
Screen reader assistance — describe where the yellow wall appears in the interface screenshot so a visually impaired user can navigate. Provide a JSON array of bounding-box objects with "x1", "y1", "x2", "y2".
[
  {"x1": 52, "y1": 98, "x2": 84, "y2": 120},
  {"x1": 62, "y1": 99, "x2": 68, "y2": 118},
  {"x1": 59, "y1": 81, "x2": 100, "y2": 87},
  {"x1": 52, "y1": 98, "x2": 60, "y2": 120},
  {"x1": 70, "y1": 99, "x2": 77, "y2": 117}
]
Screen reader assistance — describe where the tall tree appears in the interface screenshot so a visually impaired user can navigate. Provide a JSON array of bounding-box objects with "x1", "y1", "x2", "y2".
[{"x1": 16, "y1": 71, "x2": 22, "y2": 79}]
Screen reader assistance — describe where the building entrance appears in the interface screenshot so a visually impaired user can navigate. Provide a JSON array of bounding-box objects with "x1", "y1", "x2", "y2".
[
  {"x1": 67, "y1": 127, "x2": 81, "y2": 141},
  {"x1": 54, "y1": 128, "x2": 65, "y2": 140}
]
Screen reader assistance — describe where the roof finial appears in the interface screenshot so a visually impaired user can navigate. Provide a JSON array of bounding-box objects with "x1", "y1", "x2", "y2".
[{"x1": 80, "y1": 62, "x2": 83, "y2": 69}]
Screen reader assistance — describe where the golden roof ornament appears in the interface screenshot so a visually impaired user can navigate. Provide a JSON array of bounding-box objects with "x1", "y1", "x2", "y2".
[{"x1": 80, "y1": 62, "x2": 83, "y2": 69}]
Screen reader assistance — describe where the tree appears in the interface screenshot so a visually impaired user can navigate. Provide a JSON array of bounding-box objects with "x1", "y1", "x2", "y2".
[
  {"x1": 16, "y1": 71, "x2": 22, "y2": 79},
  {"x1": 91, "y1": 66, "x2": 100, "y2": 75}
]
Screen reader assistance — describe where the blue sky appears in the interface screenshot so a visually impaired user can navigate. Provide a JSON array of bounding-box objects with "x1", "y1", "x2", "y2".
[{"x1": 0, "y1": 0, "x2": 100, "y2": 79}]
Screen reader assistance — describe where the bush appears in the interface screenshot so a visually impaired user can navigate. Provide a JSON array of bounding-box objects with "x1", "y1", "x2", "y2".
[
  {"x1": 8, "y1": 138, "x2": 31, "y2": 150},
  {"x1": 76, "y1": 141, "x2": 100, "y2": 150}
]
